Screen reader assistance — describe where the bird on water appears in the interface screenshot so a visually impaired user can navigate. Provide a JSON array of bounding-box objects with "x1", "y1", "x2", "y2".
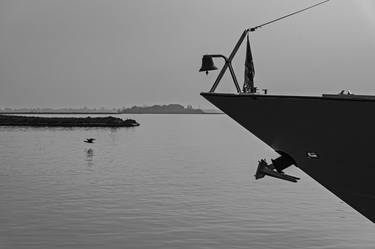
[{"x1": 84, "y1": 138, "x2": 96, "y2": 143}]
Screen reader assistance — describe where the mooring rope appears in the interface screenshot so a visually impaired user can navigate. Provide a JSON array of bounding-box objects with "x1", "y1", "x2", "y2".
[{"x1": 249, "y1": 0, "x2": 331, "y2": 32}]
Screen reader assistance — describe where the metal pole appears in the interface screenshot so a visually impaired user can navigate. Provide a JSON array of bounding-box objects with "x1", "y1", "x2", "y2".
[
  {"x1": 207, "y1": 0, "x2": 331, "y2": 93},
  {"x1": 207, "y1": 54, "x2": 241, "y2": 93},
  {"x1": 209, "y1": 29, "x2": 249, "y2": 93},
  {"x1": 228, "y1": 63, "x2": 241, "y2": 93}
]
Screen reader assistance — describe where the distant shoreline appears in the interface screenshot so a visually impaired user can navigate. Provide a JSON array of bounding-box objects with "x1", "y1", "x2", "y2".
[
  {"x1": 0, "y1": 112, "x2": 222, "y2": 115},
  {"x1": 118, "y1": 104, "x2": 222, "y2": 114},
  {"x1": 0, "y1": 112, "x2": 118, "y2": 115},
  {"x1": 118, "y1": 112, "x2": 223, "y2": 114},
  {"x1": 0, "y1": 104, "x2": 223, "y2": 115}
]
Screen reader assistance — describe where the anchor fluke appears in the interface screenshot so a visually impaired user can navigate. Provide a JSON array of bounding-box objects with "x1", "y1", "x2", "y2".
[{"x1": 255, "y1": 159, "x2": 300, "y2": 183}]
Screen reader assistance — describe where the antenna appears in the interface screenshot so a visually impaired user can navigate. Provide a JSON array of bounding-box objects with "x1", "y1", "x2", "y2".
[{"x1": 250, "y1": 0, "x2": 331, "y2": 32}]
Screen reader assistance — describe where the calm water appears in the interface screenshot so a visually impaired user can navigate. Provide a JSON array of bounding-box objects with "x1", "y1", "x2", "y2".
[{"x1": 0, "y1": 114, "x2": 374, "y2": 248}]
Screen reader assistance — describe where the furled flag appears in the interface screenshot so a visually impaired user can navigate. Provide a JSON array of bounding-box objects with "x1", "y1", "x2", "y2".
[{"x1": 243, "y1": 34, "x2": 255, "y2": 93}]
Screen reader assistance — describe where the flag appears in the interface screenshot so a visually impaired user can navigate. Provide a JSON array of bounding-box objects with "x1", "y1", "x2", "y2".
[{"x1": 243, "y1": 34, "x2": 255, "y2": 93}]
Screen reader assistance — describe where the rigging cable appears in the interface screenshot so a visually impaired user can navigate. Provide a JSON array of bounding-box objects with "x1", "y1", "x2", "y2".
[{"x1": 250, "y1": 0, "x2": 331, "y2": 32}]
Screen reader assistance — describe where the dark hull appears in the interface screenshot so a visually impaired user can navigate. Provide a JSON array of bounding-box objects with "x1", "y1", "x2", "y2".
[{"x1": 201, "y1": 92, "x2": 375, "y2": 223}]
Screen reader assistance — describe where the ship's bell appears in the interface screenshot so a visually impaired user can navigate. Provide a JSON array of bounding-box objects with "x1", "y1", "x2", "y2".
[{"x1": 199, "y1": 55, "x2": 218, "y2": 74}]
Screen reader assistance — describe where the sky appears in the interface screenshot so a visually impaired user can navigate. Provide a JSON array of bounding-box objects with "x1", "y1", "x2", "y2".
[{"x1": 1, "y1": 0, "x2": 375, "y2": 108}]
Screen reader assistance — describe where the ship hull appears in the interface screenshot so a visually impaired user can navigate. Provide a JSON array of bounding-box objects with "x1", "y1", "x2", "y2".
[{"x1": 201, "y1": 92, "x2": 375, "y2": 223}]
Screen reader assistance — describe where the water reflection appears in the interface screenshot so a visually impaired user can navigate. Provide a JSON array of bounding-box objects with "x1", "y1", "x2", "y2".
[
  {"x1": 85, "y1": 148, "x2": 94, "y2": 167},
  {"x1": 109, "y1": 128, "x2": 118, "y2": 145}
]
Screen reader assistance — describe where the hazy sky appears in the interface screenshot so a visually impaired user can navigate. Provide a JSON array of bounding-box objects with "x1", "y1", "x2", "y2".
[{"x1": 1, "y1": 0, "x2": 375, "y2": 108}]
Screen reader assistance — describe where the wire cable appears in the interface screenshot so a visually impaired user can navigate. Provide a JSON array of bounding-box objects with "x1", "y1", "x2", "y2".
[{"x1": 250, "y1": 0, "x2": 331, "y2": 32}]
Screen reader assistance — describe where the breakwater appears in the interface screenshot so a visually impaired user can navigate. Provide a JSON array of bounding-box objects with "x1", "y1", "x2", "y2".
[{"x1": 0, "y1": 115, "x2": 139, "y2": 127}]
